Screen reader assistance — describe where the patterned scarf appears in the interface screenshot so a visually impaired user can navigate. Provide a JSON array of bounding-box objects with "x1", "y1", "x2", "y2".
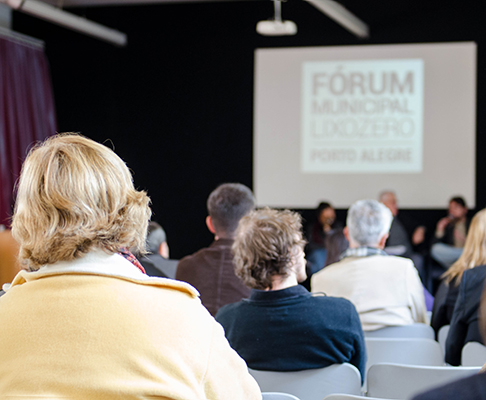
[
  {"x1": 340, "y1": 246, "x2": 388, "y2": 260},
  {"x1": 118, "y1": 247, "x2": 146, "y2": 274}
]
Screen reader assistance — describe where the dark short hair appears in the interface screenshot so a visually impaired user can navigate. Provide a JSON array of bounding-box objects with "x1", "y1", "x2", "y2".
[
  {"x1": 316, "y1": 201, "x2": 332, "y2": 217},
  {"x1": 207, "y1": 183, "x2": 255, "y2": 236},
  {"x1": 233, "y1": 208, "x2": 306, "y2": 290},
  {"x1": 146, "y1": 221, "x2": 167, "y2": 254},
  {"x1": 450, "y1": 196, "x2": 467, "y2": 208}
]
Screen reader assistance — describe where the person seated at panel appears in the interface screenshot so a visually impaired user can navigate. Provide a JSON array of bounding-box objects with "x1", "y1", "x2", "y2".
[
  {"x1": 431, "y1": 209, "x2": 486, "y2": 338},
  {"x1": 305, "y1": 201, "x2": 343, "y2": 275},
  {"x1": 176, "y1": 183, "x2": 255, "y2": 316},
  {"x1": 216, "y1": 208, "x2": 366, "y2": 383},
  {"x1": 379, "y1": 190, "x2": 426, "y2": 281},
  {"x1": 0, "y1": 134, "x2": 260, "y2": 399},
  {"x1": 413, "y1": 292, "x2": 486, "y2": 400},
  {"x1": 311, "y1": 199, "x2": 428, "y2": 331},
  {"x1": 431, "y1": 196, "x2": 471, "y2": 269},
  {"x1": 138, "y1": 221, "x2": 178, "y2": 279}
]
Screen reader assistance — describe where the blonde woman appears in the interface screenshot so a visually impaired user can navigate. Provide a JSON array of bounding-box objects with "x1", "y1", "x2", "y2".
[
  {"x1": 0, "y1": 134, "x2": 260, "y2": 399},
  {"x1": 430, "y1": 208, "x2": 486, "y2": 365},
  {"x1": 431, "y1": 209, "x2": 486, "y2": 336}
]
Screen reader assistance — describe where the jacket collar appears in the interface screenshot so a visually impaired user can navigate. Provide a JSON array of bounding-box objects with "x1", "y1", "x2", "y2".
[
  {"x1": 4, "y1": 249, "x2": 199, "y2": 297},
  {"x1": 247, "y1": 284, "x2": 311, "y2": 303},
  {"x1": 209, "y1": 238, "x2": 234, "y2": 248}
]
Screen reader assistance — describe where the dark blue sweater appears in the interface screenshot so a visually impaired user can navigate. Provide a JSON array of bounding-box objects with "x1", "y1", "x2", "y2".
[{"x1": 215, "y1": 285, "x2": 366, "y2": 382}]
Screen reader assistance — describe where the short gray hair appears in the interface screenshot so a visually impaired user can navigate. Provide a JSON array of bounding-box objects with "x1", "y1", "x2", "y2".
[{"x1": 346, "y1": 199, "x2": 393, "y2": 247}]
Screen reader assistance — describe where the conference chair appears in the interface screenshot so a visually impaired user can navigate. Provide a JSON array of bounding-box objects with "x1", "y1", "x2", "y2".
[
  {"x1": 366, "y1": 363, "x2": 480, "y2": 399},
  {"x1": 461, "y1": 341, "x2": 486, "y2": 366},
  {"x1": 437, "y1": 324, "x2": 450, "y2": 356},
  {"x1": 365, "y1": 337, "x2": 444, "y2": 374},
  {"x1": 364, "y1": 323, "x2": 434, "y2": 339},
  {"x1": 262, "y1": 393, "x2": 301, "y2": 400},
  {"x1": 249, "y1": 363, "x2": 361, "y2": 400}
]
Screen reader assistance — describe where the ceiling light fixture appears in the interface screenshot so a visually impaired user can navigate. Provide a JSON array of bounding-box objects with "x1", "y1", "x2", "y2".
[
  {"x1": 1, "y1": 0, "x2": 127, "y2": 46},
  {"x1": 306, "y1": 0, "x2": 369, "y2": 38}
]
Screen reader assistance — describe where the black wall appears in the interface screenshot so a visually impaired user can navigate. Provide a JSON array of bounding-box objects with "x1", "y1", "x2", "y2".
[{"x1": 12, "y1": 0, "x2": 486, "y2": 258}]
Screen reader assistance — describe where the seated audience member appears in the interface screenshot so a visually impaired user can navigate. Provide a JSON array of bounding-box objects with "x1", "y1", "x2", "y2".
[
  {"x1": 432, "y1": 209, "x2": 486, "y2": 337},
  {"x1": 305, "y1": 201, "x2": 342, "y2": 274},
  {"x1": 176, "y1": 183, "x2": 254, "y2": 316},
  {"x1": 139, "y1": 221, "x2": 178, "y2": 278},
  {"x1": 0, "y1": 226, "x2": 21, "y2": 287},
  {"x1": 324, "y1": 226, "x2": 434, "y2": 312},
  {"x1": 0, "y1": 134, "x2": 260, "y2": 399},
  {"x1": 431, "y1": 196, "x2": 470, "y2": 269},
  {"x1": 413, "y1": 292, "x2": 486, "y2": 400},
  {"x1": 216, "y1": 208, "x2": 366, "y2": 382},
  {"x1": 311, "y1": 199, "x2": 427, "y2": 331},
  {"x1": 445, "y1": 239, "x2": 486, "y2": 364},
  {"x1": 379, "y1": 190, "x2": 426, "y2": 281}
]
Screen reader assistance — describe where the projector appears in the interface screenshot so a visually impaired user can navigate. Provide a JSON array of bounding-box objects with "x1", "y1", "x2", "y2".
[{"x1": 256, "y1": 20, "x2": 297, "y2": 36}]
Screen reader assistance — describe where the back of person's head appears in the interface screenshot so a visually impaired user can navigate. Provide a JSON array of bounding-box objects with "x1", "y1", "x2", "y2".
[
  {"x1": 346, "y1": 199, "x2": 393, "y2": 247},
  {"x1": 12, "y1": 133, "x2": 151, "y2": 270},
  {"x1": 146, "y1": 221, "x2": 167, "y2": 254},
  {"x1": 233, "y1": 208, "x2": 306, "y2": 290},
  {"x1": 324, "y1": 229, "x2": 349, "y2": 267},
  {"x1": 379, "y1": 190, "x2": 396, "y2": 202},
  {"x1": 450, "y1": 196, "x2": 467, "y2": 208},
  {"x1": 379, "y1": 190, "x2": 398, "y2": 216},
  {"x1": 443, "y1": 208, "x2": 486, "y2": 285},
  {"x1": 207, "y1": 183, "x2": 255, "y2": 237}
]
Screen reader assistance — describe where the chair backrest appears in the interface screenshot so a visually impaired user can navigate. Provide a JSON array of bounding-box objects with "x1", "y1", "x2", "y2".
[
  {"x1": 437, "y1": 325, "x2": 450, "y2": 355},
  {"x1": 365, "y1": 337, "x2": 444, "y2": 374},
  {"x1": 249, "y1": 364, "x2": 361, "y2": 400},
  {"x1": 364, "y1": 324, "x2": 434, "y2": 339},
  {"x1": 367, "y1": 363, "x2": 481, "y2": 399},
  {"x1": 262, "y1": 392, "x2": 301, "y2": 400},
  {"x1": 461, "y1": 341, "x2": 486, "y2": 366},
  {"x1": 323, "y1": 395, "x2": 391, "y2": 400}
]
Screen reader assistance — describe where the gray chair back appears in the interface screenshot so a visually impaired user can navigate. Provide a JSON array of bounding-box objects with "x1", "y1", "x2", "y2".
[{"x1": 249, "y1": 363, "x2": 361, "y2": 400}]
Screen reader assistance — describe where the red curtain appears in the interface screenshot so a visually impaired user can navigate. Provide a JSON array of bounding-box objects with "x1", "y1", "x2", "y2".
[{"x1": 0, "y1": 37, "x2": 56, "y2": 226}]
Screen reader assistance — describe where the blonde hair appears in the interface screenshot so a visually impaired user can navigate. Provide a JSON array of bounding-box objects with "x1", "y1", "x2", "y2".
[
  {"x1": 443, "y1": 208, "x2": 486, "y2": 285},
  {"x1": 12, "y1": 133, "x2": 151, "y2": 270},
  {"x1": 232, "y1": 208, "x2": 306, "y2": 290}
]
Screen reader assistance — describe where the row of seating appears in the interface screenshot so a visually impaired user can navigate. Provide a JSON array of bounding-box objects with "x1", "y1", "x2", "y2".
[
  {"x1": 366, "y1": 323, "x2": 486, "y2": 367},
  {"x1": 252, "y1": 323, "x2": 486, "y2": 400},
  {"x1": 256, "y1": 363, "x2": 480, "y2": 400}
]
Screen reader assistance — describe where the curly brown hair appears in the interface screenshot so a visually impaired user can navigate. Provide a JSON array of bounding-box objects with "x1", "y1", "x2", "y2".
[{"x1": 232, "y1": 208, "x2": 306, "y2": 290}]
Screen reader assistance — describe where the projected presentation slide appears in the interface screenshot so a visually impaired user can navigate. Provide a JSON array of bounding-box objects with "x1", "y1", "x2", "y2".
[{"x1": 254, "y1": 42, "x2": 476, "y2": 209}]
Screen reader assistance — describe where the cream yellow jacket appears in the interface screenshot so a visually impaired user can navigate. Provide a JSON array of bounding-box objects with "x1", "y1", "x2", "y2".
[{"x1": 0, "y1": 250, "x2": 261, "y2": 400}]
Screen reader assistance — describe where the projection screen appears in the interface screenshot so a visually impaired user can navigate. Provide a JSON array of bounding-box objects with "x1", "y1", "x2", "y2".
[{"x1": 254, "y1": 42, "x2": 476, "y2": 209}]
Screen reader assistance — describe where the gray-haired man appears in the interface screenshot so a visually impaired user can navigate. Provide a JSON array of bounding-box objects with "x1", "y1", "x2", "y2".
[{"x1": 311, "y1": 199, "x2": 427, "y2": 331}]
